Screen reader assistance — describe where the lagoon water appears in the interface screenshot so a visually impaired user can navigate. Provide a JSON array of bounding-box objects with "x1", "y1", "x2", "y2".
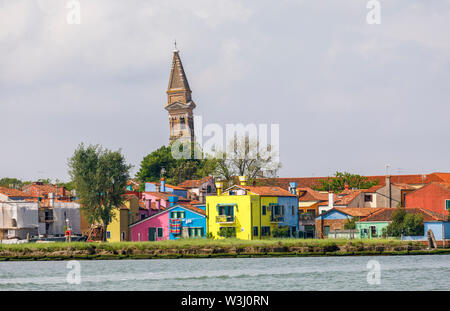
[{"x1": 0, "y1": 255, "x2": 449, "y2": 291}]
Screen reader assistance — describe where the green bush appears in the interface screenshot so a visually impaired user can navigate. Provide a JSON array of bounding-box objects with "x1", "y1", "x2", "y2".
[
  {"x1": 218, "y1": 227, "x2": 236, "y2": 238},
  {"x1": 272, "y1": 226, "x2": 290, "y2": 238}
]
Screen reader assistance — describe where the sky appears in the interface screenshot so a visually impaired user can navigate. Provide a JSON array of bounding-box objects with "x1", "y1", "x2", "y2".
[{"x1": 1, "y1": 0, "x2": 449, "y2": 182}]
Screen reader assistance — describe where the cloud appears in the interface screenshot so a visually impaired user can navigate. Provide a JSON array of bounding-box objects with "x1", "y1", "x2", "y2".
[{"x1": 1, "y1": 0, "x2": 449, "y2": 181}]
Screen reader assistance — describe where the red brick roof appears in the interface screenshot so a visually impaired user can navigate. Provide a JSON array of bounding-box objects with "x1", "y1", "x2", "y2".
[
  {"x1": 178, "y1": 176, "x2": 213, "y2": 188},
  {"x1": 334, "y1": 207, "x2": 384, "y2": 217},
  {"x1": 297, "y1": 187, "x2": 329, "y2": 202},
  {"x1": 360, "y1": 208, "x2": 446, "y2": 222},
  {"x1": 0, "y1": 187, "x2": 32, "y2": 198},
  {"x1": 242, "y1": 186, "x2": 296, "y2": 197},
  {"x1": 258, "y1": 172, "x2": 450, "y2": 190}
]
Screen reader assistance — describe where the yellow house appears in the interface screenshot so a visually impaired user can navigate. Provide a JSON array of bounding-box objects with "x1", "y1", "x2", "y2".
[
  {"x1": 106, "y1": 194, "x2": 140, "y2": 242},
  {"x1": 206, "y1": 178, "x2": 298, "y2": 240}
]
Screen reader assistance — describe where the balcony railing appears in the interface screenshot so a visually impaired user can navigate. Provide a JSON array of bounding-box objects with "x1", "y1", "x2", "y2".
[
  {"x1": 216, "y1": 215, "x2": 235, "y2": 223},
  {"x1": 270, "y1": 215, "x2": 284, "y2": 223}
]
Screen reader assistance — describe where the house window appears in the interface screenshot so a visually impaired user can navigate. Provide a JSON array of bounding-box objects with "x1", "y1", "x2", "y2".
[
  {"x1": 140, "y1": 214, "x2": 146, "y2": 220},
  {"x1": 446, "y1": 200, "x2": 450, "y2": 211},
  {"x1": 364, "y1": 195, "x2": 373, "y2": 202},
  {"x1": 171, "y1": 211, "x2": 185, "y2": 219},
  {"x1": 253, "y1": 226, "x2": 259, "y2": 237},
  {"x1": 262, "y1": 205, "x2": 266, "y2": 215},
  {"x1": 106, "y1": 231, "x2": 111, "y2": 239},
  {"x1": 271, "y1": 205, "x2": 283, "y2": 216},
  {"x1": 261, "y1": 226, "x2": 271, "y2": 236},
  {"x1": 292, "y1": 205, "x2": 295, "y2": 216},
  {"x1": 218, "y1": 205, "x2": 234, "y2": 217},
  {"x1": 370, "y1": 226, "x2": 377, "y2": 237},
  {"x1": 188, "y1": 227, "x2": 203, "y2": 238},
  {"x1": 157, "y1": 227, "x2": 163, "y2": 238},
  {"x1": 207, "y1": 185, "x2": 212, "y2": 193}
]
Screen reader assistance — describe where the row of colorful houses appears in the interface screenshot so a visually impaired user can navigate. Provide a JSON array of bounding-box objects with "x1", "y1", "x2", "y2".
[{"x1": 1, "y1": 172, "x2": 449, "y2": 243}]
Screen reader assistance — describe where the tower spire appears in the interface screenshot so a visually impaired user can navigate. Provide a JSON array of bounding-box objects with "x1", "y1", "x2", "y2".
[{"x1": 165, "y1": 47, "x2": 196, "y2": 144}]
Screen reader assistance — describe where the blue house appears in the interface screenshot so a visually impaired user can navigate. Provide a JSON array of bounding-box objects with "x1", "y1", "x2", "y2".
[{"x1": 145, "y1": 179, "x2": 188, "y2": 199}]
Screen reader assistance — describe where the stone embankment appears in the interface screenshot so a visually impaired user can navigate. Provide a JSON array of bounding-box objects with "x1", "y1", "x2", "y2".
[{"x1": 1, "y1": 241, "x2": 448, "y2": 261}]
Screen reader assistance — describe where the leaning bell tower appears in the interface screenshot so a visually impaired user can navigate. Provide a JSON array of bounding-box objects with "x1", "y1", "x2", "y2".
[{"x1": 165, "y1": 45, "x2": 196, "y2": 144}]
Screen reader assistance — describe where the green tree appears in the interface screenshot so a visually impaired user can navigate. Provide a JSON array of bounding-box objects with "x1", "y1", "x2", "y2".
[
  {"x1": 136, "y1": 145, "x2": 178, "y2": 183},
  {"x1": 68, "y1": 144, "x2": 131, "y2": 241},
  {"x1": 313, "y1": 171, "x2": 378, "y2": 193},
  {"x1": 386, "y1": 207, "x2": 424, "y2": 237},
  {"x1": 344, "y1": 217, "x2": 356, "y2": 230},
  {"x1": 0, "y1": 178, "x2": 24, "y2": 189},
  {"x1": 136, "y1": 144, "x2": 218, "y2": 186}
]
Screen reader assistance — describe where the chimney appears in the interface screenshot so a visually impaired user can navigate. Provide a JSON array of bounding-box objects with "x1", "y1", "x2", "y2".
[
  {"x1": 49, "y1": 192, "x2": 55, "y2": 207},
  {"x1": 160, "y1": 177, "x2": 166, "y2": 192},
  {"x1": 156, "y1": 199, "x2": 161, "y2": 210},
  {"x1": 344, "y1": 183, "x2": 349, "y2": 191},
  {"x1": 289, "y1": 182, "x2": 298, "y2": 195},
  {"x1": 239, "y1": 176, "x2": 247, "y2": 186},
  {"x1": 215, "y1": 182, "x2": 223, "y2": 196},
  {"x1": 328, "y1": 191, "x2": 334, "y2": 210},
  {"x1": 386, "y1": 175, "x2": 392, "y2": 208}
]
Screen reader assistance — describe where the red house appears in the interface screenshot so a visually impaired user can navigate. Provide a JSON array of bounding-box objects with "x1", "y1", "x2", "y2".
[{"x1": 405, "y1": 182, "x2": 450, "y2": 217}]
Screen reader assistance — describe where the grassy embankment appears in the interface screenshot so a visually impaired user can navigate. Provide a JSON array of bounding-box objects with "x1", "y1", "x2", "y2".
[{"x1": 1, "y1": 238, "x2": 449, "y2": 261}]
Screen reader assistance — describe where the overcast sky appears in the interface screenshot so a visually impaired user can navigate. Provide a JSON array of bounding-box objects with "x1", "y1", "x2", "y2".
[{"x1": 1, "y1": 0, "x2": 449, "y2": 182}]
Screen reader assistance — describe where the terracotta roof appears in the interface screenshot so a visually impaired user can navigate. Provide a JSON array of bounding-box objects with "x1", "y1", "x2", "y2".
[
  {"x1": 334, "y1": 207, "x2": 384, "y2": 217},
  {"x1": 359, "y1": 208, "x2": 446, "y2": 222},
  {"x1": 0, "y1": 187, "x2": 32, "y2": 198},
  {"x1": 391, "y1": 183, "x2": 417, "y2": 190},
  {"x1": 178, "y1": 177, "x2": 214, "y2": 188},
  {"x1": 178, "y1": 203, "x2": 206, "y2": 215},
  {"x1": 144, "y1": 192, "x2": 184, "y2": 201},
  {"x1": 242, "y1": 186, "x2": 296, "y2": 197},
  {"x1": 297, "y1": 187, "x2": 329, "y2": 202},
  {"x1": 258, "y1": 172, "x2": 450, "y2": 190},
  {"x1": 318, "y1": 190, "x2": 363, "y2": 206}
]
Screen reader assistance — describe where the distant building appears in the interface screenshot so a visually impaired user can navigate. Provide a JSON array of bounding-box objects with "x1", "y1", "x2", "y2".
[
  {"x1": 356, "y1": 207, "x2": 445, "y2": 239},
  {"x1": 0, "y1": 187, "x2": 38, "y2": 240},
  {"x1": 315, "y1": 207, "x2": 383, "y2": 239},
  {"x1": 405, "y1": 182, "x2": 450, "y2": 217},
  {"x1": 0, "y1": 186, "x2": 81, "y2": 240},
  {"x1": 178, "y1": 176, "x2": 216, "y2": 203}
]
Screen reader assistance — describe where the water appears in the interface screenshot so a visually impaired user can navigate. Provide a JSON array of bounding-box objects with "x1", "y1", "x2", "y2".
[{"x1": 0, "y1": 255, "x2": 449, "y2": 290}]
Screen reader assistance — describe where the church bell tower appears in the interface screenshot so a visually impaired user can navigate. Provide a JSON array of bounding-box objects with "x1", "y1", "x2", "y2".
[{"x1": 165, "y1": 46, "x2": 196, "y2": 144}]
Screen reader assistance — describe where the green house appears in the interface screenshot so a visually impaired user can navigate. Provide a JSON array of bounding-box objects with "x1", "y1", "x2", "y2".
[{"x1": 356, "y1": 221, "x2": 389, "y2": 238}]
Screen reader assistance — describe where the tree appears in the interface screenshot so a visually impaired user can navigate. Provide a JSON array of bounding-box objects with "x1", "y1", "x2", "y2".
[
  {"x1": 68, "y1": 144, "x2": 131, "y2": 241},
  {"x1": 208, "y1": 135, "x2": 281, "y2": 187},
  {"x1": 386, "y1": 207, "x2": 424, "y2": 237},
  {"x1": 136, "y1": 144, "x2": 218, "y2": 186},
  {"x1": 313, "y1": 171, "x2": 378, "y2": 193},
  {"x1": 0, "y1": 178, "x2": 24, "y2": 189},
  {"x1": 136, "y1": 145, "x2": 178, "y2": 183},
  {"x1": 344, "y1": 217, "x2": 356, "y2": 230}
]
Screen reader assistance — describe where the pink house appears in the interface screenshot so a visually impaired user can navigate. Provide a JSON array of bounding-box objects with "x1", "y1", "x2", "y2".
[
  {"x1": 131, "y1": 209, "x2": 170, "y2": 241},
  {"x1": 130, "y1": 204, "x2": 207, "y2": 241}
]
